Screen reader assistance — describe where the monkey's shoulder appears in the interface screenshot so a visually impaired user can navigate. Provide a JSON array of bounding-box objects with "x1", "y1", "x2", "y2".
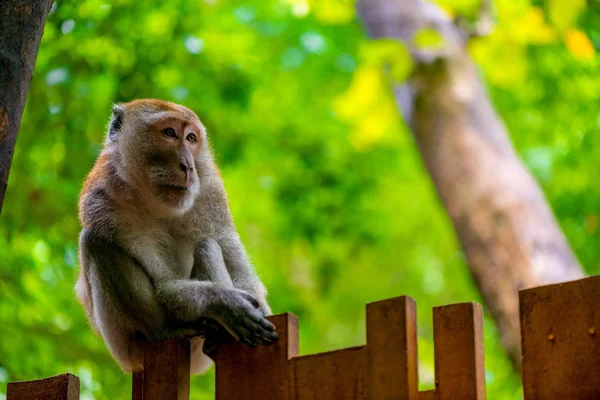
[{"x1": 79, "y1": 186, "x2": 117, "y2": 235}]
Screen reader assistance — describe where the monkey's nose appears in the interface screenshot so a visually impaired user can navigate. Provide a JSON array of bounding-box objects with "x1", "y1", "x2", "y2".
[{"x1": 180, "y1": 162, "x2": 193, "y2": 174}]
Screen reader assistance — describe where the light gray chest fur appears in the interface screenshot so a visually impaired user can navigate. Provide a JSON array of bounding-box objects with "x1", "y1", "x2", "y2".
[{"x1": 125, "y1": 227, "x2": 197, "y2": 281}]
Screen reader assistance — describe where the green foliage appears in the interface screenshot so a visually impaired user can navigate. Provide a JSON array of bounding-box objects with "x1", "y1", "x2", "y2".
[{"x1": 0, "y1": 0, "x2": 597, "y2": 399}]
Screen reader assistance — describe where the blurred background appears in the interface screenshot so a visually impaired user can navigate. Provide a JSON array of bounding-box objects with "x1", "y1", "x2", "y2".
[{"x1": 0, "y1": 0, "x2": 598, "y2": 399}]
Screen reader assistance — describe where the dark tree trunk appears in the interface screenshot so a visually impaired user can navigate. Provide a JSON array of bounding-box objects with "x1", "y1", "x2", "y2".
[
  {"x1": 357, "y1": 0, "x2": 585, "y2": 369},
  {"x1": 0, "y1": 0, "x2": 53, "y2": 216}
]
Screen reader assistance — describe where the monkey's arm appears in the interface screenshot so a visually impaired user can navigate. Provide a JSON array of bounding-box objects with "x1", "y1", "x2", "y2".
[
  {"x1": 80, "y1": 228, "x2": 167, "y2": 337},
  {"x1": 81, "y1": 228, "x2": 277, "y2": 346},
  {"x1": 216, "y1": 230, "x2": 272, "y2": 315},
  {"x1": 155, "y1": 279, "x2": 275, "y2": 346}
]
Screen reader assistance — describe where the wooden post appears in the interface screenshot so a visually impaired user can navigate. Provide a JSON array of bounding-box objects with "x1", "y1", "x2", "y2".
[
  {"x1": 432, "y1": 303, "x2": 485, "y2": 400},
  {"x1": 419, "y1": 389, "x2": 437, "y2": 400},
  {"x1": 132, "y1": 339, "x2": 191, "y2": 400},
  {"x1": 366, "y1": 296, "x2": 419, "y2": 400},
  {"x1": 215, "y1": 313, "x2": 299, "y2": 400},
  {"x1": 7, "y1": 373, "x2": 79, "y2": 400},
  {"x1": 132, "y1": 371, "x2": 144, "y2": 400},
  {"x1": 291, "y1": 346, "x2": 366, "y2": 399},
  {"x1": 520, "y1": 276, "x2": 600, "y2": 400}
]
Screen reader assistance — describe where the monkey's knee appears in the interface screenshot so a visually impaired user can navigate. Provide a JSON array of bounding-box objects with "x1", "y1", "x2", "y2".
[
  {"x1": 193, "y1": 239, "x2": 233, "y2": 285},
  {"x1": 197, "y1": 238, "x2": 221, "y2": 257}
]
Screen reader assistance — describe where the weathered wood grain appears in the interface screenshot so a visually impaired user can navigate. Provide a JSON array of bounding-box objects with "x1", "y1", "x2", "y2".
[
  {"x1": 433, "y1": 303, "x2": 485, "y2": 400},
  {"x1": 133, "y1": 339, "x2": 190, "y2": 400},
  {"x1": 7, "y1": 373, "x2": 79, "y2": 400},
  {"x1": 520, "y1": 275, "x2": 600, "y2": 399},
  {"x1": 216, "y1": 313, "x2": 299, "y2": 400},
  {"x1": 132, "y1": 370, "x2": 144, "y2": 400},
  {"x1": 419, "y1": 389, "x2": 437, "y2": 400},
  {"x1": 291, "y1": 346, "x2": 366, "y2": 400},
  {"x1": 366, "y1": 296, "x2": 419, "y2": 400}
]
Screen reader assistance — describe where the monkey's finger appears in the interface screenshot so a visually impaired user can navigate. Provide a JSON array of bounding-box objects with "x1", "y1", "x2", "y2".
[
  {"x1": 236, "y1": 314, "x2": 276, "y2": 344},
  {"x1": 263, "y1": 329, "x2": 279, "y2": 342},
  {"x1": 203, "y1": 319, "x2": 227, "y2": 334},
  {"x1": 241, "y1": 337, "x2": 257, "y2": 348},
  {"x1": 250, "y1": 334, "x2": 272, "y2": 346},
  {"x1": 241, "y1": 318, "x2": 279, "y2": 344},
  {"x1": 239, "y1": 292, "x2": 260, "y2": 309},
  {"x1": 242, "y1": 307, "x2": 276, "y2": 331},
  {"x1": 240, "y1": 319, "x2": 273, "y2": 342},
  {"x1": 254, "y1": 329, "x2": 279, "y2": 344},
  {"x1": 243, "y1": 315, "x2": 277, "y2": 343},
  {"x1": 229, "y1": 322, "x2": 258, "y2": 346},
  {"x1": 255, "y1": 316, "x2": 277, "y2": 332},
  {"x1": 251, "y1": 329, "x2": 279, "y2": 345}
]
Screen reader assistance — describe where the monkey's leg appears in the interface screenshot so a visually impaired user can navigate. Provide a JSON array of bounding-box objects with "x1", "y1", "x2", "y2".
[
  {"x1": 186, "y1": 238, "x2": 233, "y2": 373},
  {"x1": 191, "y1": 238, "x2": 234, "y2": 286},
  {"x1": 216, "y1": 232, "x2": 272, "y2": 315}
]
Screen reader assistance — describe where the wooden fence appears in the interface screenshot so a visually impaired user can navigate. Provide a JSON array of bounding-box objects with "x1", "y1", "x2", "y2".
[{"x1": 6, "y1": 275, "x2": 600, "y2": 399}]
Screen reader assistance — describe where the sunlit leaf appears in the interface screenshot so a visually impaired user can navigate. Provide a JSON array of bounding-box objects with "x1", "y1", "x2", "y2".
[
  {"x1": 414, "y1": 29, "x2": 445, "y2": 50},
  {"x1": 309, "y1": 0, "x2": 355, "y2": 25},
  {"x1": 433, "y1": 0, "x2": 480, "y2": 17},
  {"x1": 564, "y1": 29, "x2": 595, "y2": 61}
]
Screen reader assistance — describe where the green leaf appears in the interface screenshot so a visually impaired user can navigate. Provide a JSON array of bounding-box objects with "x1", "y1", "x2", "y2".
[{"x1": 547, "y1": 0, "x2": 586, "y2": 30}]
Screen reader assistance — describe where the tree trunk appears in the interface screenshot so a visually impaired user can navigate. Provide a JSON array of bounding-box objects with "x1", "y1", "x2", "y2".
[
  {"x1": 0, "y1": 0, "x2": 53, "y2": 216},
  {"x1": 357, "y1": 0, "x2": 585, "y2": 369}
]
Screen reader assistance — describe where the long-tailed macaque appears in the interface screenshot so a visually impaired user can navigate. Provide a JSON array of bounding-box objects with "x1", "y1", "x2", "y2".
[{"x1": 76, "y1": 99, "x2": 276, "y2": 374}]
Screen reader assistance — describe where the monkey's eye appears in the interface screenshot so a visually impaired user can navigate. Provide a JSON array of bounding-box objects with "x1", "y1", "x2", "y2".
[
  {"x1": 163, "y1": 128, "x2": 177, "y2": 138},
  {"x1": 186, "y1": 133, "x2": 197, "y2": 143}
]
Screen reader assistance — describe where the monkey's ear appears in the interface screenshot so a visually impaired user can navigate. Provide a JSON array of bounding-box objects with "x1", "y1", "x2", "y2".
[{"x1": 108, "y1": 104, "x2": 124, "y2": 141}]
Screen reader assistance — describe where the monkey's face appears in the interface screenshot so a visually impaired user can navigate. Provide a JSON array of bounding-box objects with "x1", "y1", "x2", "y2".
[
  {"x1": 143, "y1": 116, "x2": 203, "y2": 210},
  {"x1": 111, "y1": 100, "x2": 207, "y2": 213}
]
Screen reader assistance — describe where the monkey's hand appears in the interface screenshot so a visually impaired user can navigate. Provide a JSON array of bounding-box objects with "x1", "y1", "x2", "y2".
[
  {"x1": 199, "y1": 319, "x2": 232, "y2": 360},
  {"x1": 206, "y1": 288, "x2": 279, "y2": 348}
]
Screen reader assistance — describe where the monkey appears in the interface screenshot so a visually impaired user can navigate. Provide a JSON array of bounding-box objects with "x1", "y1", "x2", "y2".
[{"x1": 75, "y1": 99, "x2": 277, "y2": 374}]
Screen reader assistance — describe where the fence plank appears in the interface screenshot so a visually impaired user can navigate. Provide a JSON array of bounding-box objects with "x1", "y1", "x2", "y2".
[
  {"x1": 132, "y1": 370, "x2": 144, "y2": 400},
  {"x1": 216, "y1": 313, "x2": 299, "y2": 400},
  {"x1": 520, "y1": 275, "x2": 600, "y2": 400},
  {"x1": 7, "y1": 373, "x2": 79, "y2": 400},
  {"x1": 419, "y1": 389, "x2": 437, "y2": 400},
  {"x1": 366, "y1": 296, "x2": 419, "y2": 400},
  {"x1": 133, "y1": 339, "x2": 190, "y2": 400},
  {"x1": 291, "y1": 346, "x2": 366, "y2": 400},
  {"x1": 433, "y1": 302, "x2": 485, "y2": 400}
]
